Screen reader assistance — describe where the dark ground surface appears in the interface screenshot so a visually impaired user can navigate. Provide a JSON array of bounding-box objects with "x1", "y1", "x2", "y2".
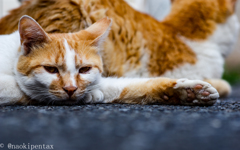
[{"x1": 1, "y1": 86, "x2": 240, "y2": 150}]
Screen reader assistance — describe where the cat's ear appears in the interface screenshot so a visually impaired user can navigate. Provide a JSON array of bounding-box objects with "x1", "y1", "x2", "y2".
[
  {"x1": 19, "y1": 15, "x2": 50, "y2": 55},
  {"x1": 85, "y1": 17, "x2": 112, "y2": 46}
]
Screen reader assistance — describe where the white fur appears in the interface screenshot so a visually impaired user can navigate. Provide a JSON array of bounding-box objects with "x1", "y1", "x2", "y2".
[
  {"x1": 210, "y1": 15, "x2": 240, "y2": 57},
  {"x1": 15, "y1": 74, "x2": 56, "y2": 101},
  {"x1": 81, "y1": 68, "x2": 101, "y2": 83},
  {"x1": 125, "y1": 0, "x2": 146, "y2": 13},
  {"x1": 0, "y1": 32, "x2": 24, "y2": 104},
  {"x1": 0, "y1": 74, "x2": 23, "y2": 104},
  {"x1": 64, "y1": 39, "x2": 77, "y2": 87},
  {"x1": 88, "y1": 77, "x2": 150, "y2": 103},
  {"x1": 0, "y1": 32, "x2": 20, "y2": 74},
  {"x1": 161, "y1": 15, "x2": 240, "y2": 80}
]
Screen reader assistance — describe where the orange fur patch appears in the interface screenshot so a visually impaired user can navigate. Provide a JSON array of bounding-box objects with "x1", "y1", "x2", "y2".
[{"x1": 112, "y1": 78, "x2": 182, "y2": 105}]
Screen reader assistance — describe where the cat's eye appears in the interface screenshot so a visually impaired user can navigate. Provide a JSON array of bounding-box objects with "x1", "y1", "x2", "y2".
[
  {"x1": 79, "y1": 67, "x2": 92, "y2": 74},
  {"x1": 44, "y1": 66, "x2": 59, "y2": 74}
]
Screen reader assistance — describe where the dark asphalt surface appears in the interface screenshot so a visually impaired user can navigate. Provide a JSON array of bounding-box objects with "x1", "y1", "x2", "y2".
[{"x1": 1, "y1": 86, "x2": 240, "y2": 150}]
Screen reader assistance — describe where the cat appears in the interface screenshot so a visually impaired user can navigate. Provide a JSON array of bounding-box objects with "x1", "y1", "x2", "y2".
[
  {"x1": 0, "y1": 0, "x2": 238, "y2": 98},
  {"x1": 0, "y1": 0, "x2": 239, "y2": 98},
  {"x1": 0, "y1": 15, "x2": 219, "y2": 105}
]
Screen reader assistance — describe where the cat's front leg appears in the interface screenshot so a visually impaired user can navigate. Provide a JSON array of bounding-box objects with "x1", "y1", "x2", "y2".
[
  {"x1": 91, "y1": 78, "x2": 219, "y2": 105},
  {"x1": 0, "y1": 74, "x2": 25, "y2": 105}
]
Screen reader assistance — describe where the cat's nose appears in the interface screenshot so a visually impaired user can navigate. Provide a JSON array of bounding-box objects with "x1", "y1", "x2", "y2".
[{"x1": 63, "y1": 86, "x2": 78, "y2": 97}]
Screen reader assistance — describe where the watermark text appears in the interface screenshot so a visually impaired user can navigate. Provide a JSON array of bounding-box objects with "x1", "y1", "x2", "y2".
[{"x1": 0, "y1": 143, "x2": 54, "y2": 150}]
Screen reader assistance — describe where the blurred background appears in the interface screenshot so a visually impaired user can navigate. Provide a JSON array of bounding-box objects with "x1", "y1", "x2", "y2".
[{"x1": 1, "y1": 0, "x2": 240, "y2": 84}]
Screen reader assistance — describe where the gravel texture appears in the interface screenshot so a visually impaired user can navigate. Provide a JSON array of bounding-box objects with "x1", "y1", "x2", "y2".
[{"x1": 0, "y1": 87, "x2": 240, "y2": 150}]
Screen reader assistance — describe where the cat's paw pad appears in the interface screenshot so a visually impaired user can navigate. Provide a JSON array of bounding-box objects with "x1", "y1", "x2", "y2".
[
  {"x1": 163, "y1": 95, "x2": 169, "y2": 100},
  {"x1": 174, "y1": 79, "x2": 219, "y2": 105}
]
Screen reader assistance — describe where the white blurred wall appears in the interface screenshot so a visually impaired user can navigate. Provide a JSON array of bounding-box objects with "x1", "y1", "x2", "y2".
[
  {"x1": 0, "y1": 0, "x2": 20, "y2": 18},
  {"x1": 124, "y1": 0, "x2": 146, "y2": 13},
  {"x1": 125, "y1": 0, "x2": 171, "y2": 21},
  {"x1": 1, "y1": 0, "x2": 170, "y2": 20}
]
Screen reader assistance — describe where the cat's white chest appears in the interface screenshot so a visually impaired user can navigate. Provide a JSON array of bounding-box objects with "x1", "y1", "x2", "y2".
[{"x1": 162, "y1": 15, "x2": 240, "y2": 80}]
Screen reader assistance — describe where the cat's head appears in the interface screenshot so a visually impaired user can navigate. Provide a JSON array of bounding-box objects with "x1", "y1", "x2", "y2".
[{"x1": 15, "y1": 15, "x2": 112, "y2": 104}]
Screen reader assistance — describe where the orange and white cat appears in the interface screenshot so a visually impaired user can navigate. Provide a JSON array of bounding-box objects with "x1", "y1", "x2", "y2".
[
  {"x1": 0, "y1": 0, "x2": 238, "y2": 98},
  {"x1": 0, "y1": 16, "x2": 219, "y2": 105}
]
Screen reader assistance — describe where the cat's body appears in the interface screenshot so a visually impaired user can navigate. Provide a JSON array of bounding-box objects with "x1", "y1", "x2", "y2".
[
  {"x1": 0, "y1": 0, "x2": 238, "y2": 105},
  {"x1": 163, "y1": 14, "x2": 239, "y2": 79}
]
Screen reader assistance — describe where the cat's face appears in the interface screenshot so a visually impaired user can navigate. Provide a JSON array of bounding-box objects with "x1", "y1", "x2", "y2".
[{"x1": 15, "y1": 15, "x2": 112, "y2": 104}]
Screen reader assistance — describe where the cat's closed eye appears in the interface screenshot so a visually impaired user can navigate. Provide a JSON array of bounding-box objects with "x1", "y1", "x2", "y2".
[
  {"x1": 44, "y1": 66, "x2": 59, "y2": 74},
  {"x1": 79, "y1": 67, "x2": 92, "y2": 74}
]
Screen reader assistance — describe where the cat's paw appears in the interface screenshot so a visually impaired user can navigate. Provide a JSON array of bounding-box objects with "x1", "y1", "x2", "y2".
[
  {"x1": 84, "y1": 89, "x2": 104, "y2": 103},
  {"x1": 173, "y1": 79, "x2": 219, "y2": 105}
]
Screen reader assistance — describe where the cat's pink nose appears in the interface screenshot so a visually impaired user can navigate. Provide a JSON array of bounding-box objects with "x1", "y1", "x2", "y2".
[{"x1": 63, "y1": 86, "x2": 78, "y2": 97}]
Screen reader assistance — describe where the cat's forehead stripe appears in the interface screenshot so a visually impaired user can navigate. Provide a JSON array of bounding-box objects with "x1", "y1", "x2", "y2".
[{"x1": 63, "y1": 39, "x2": 77, "y2": 86}]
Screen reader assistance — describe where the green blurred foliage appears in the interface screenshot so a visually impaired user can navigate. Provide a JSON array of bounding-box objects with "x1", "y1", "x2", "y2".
[{"x1": 222, "y1": 69, "x2": 240, "y2": 85}]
